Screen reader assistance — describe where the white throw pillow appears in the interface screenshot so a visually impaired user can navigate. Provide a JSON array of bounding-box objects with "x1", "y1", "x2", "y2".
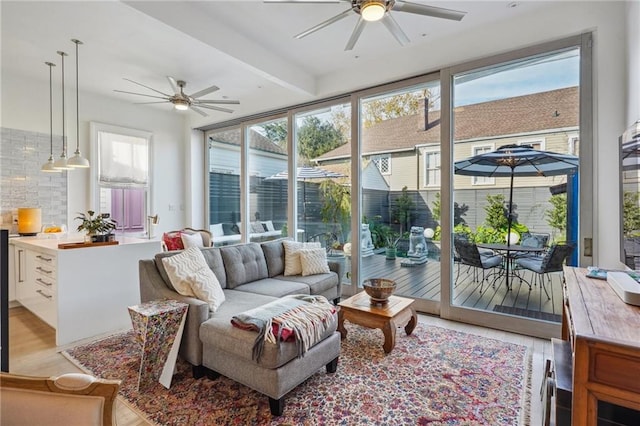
[
  {"x1": 299, "y1": 248, "x2": 331, "y2": 276},
  {"x1": 181, "y1": 232, "x2": 204, "y2": 249},
  {"x1": 210, "y1": 223, "x2": 224, "y2": 237},
  {"x1": 251, "y1": 221, "x2": 265, "y2": 234},
  {"x1": 283, "y1": 240, "x2": 321, "y2": 276},
  {"x1": 263, "y1": 220, "x2": 275, "y2": 232},
  {"x1": 161, "y1": 247, "x2": 225, "y2": 311}
]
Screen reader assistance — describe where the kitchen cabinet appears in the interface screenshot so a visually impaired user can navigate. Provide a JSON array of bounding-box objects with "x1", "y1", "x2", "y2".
[{"x1": 10, "y1": 236, "x2": 161, "y2": 345}]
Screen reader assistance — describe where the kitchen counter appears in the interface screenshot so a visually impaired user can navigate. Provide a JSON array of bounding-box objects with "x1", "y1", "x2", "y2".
[{"x1": 10, "y1": 236, "x2": 161, "y2": 345}]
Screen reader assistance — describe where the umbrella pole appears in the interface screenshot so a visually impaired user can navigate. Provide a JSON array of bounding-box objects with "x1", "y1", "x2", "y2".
[{"x1": 506, "y1": 171, "x2": 515, "y2": 290}]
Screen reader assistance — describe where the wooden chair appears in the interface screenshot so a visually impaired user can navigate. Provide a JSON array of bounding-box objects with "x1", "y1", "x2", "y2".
[{"x1": 0, "y1": 372, "x2": 120, "y2": 426}]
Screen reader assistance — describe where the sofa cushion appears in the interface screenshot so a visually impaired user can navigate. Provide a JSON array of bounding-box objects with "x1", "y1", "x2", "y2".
[
  {"x1": 220, "y1": 243, "x2": 269, "y2": 288},
  {"x1": 262, "y1": 220, "x2": 275, "y2": 232},
  {"x1": 232, "y1": 278, "x2": 310, "y2": 298},
  {"x1": 299, "y1": 248, "x2": 331, "y2": 276},
  {"x1": 250, "y1": 221, "x2": 265, "y2": 234},
  {"x1": 181, "y1": 232, "x2": 204, "y2": 249},
  {"x1": 200, "y1": 290, "x2": 337, "y2": 369},
  {"x1": 160, "y1": 247, "x2": 207, "y2": 297},
  {"x1": 155, "y1": 247, "x2": 227, "y2": 291},
  {"x1": 210, "y1": 223, "x2": 224, "y2": 237},
  {"x1": 189, "y1": 269, "x2": 226, "y2": 312},
  {"x1": 162, "y1": 232, "x2": 184, "y2": 251},
  {"x1": 283, "y1": 240, "x2": 321, "y2": 276},
  {"x1": 261, "y1": 239, "x2": 285, "y2": 277},
  {"x1": 276, "y1": 272, "x2": 338, "y2": 295}
]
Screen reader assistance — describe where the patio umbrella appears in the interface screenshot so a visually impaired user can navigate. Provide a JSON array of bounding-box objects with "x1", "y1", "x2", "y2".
[
  {"x1": 454, "y1": 144, "x2": 579, "y2": 289},
  {"x1": 265, "y1": 166, "x2": 346, "y2": 223}
]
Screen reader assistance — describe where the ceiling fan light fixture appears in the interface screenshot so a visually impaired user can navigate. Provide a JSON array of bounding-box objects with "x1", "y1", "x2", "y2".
[
  {"x1": 361, "y1": 0, "x2": 386, "y2": 22},
  {"x1": 174, "y1": 99, "x2": 189, "y2": 110}
]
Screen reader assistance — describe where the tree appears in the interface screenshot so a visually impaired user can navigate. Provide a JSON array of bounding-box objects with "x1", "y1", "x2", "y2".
[
  {"x1": 329, "y1": 108, "x2": 351, "y2": 142},
  {"x1": 262, "y1": 121, "x2": 287, "y2": 149},
  {"x1": 484, "y1": 194, "x2": 509, "y2": 230},
  {"x1": 546, "y1": 194, "x2": 568, "y2": 240},
  {"x1": 319, "y1": 180, "x2": 350, "y2": 242},
  {"x1": 297, "y1": 116, "x2": 344, "y2": 161},
  {"x1": 362, "y1": 90, "x2": 434, "y2": 128},
  {"x1": 392, "y1": 186, "x2": 415, "y2": 235}
]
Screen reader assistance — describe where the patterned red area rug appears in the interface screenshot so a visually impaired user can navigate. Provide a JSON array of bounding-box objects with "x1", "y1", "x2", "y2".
[{"x1": 63, "y1": 323, "x2": 531, "y2": 425}]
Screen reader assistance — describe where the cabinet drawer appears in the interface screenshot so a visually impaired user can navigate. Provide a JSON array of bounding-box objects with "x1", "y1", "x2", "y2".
[
  {"x1": 34, "y1": 274, "x2": 55, "y2": 290},
  {"x1": 31, "y1": 286, "x2": 56, "y2": 327}
]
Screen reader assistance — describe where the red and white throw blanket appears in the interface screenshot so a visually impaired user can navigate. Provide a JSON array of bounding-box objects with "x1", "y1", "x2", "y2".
[{"x1": 231, "y1": 294, "x2": 336, "y2": 362}]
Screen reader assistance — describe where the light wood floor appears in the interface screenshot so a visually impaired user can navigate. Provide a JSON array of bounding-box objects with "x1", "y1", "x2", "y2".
[{"x1": 7, "y1": 306, "x2": 549, "y2": 425}]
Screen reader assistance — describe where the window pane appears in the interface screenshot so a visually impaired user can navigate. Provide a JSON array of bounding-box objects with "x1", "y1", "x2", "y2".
[
  {"x1": 208, "y1": 127, "x2": 242, "y2": 246},
  {"x1": 248, "y1": 118, "x2": 289, "y2": 243},
  {"x1": 98, "y1": 131, "x2": 148, "y2": 186}
]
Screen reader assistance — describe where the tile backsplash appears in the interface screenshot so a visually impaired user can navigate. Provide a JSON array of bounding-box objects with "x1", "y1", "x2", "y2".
[{"x1": 0, "y1": 127, "x2": 68, "y2": 232}]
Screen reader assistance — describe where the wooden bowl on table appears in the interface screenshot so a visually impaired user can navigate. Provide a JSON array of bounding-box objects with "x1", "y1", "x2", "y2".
[{"x1": 363, "y1": 278, "x2": 396, "y2": 304}]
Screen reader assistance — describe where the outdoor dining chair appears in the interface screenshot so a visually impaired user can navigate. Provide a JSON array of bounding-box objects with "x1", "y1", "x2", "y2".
[
  {"x1": 453, "y1": 239, "x2": 504, "y2": 293},
  {"x1": 515, "y1": 243, "x2": 575, "y2": 299}
]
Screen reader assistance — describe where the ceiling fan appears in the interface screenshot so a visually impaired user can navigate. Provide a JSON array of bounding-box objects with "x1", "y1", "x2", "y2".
[
  {"x1": 267, "y1": 0, "x2": 466, "y2": 50},
  {"x1": 114, "y1": 76, "x2": 240, "y2": 117}
]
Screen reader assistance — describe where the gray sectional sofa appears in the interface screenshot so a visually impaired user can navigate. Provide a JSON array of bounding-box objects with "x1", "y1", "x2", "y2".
[{"x1": 138, "y1": 239, "x2": 343, "y2": 415}]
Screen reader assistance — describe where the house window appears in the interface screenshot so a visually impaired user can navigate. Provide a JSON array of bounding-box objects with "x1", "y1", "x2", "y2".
[
  {"x1": 91, "y1": 123, "x2": 151, "y2": 235},
  {"x1": 372, "y1": 154, "x2": 391, "y2": 175},
  {"x1": 472, "y1": 145, "x2": 495, "y2": 185},
  {"x1": 518, "y1": 139, "x2": 545, "y2": 151},
  {"x1": 424, "y1": 150, "x2": 441, "y2": 187},
  {"x1": 567, "y1": 134, "x2": 579, "y2": 155}
]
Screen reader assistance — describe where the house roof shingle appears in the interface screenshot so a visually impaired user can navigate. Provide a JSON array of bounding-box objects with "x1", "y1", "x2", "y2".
[{"x1": 316, "y1": 86, "x2": 579, "y2": 160}]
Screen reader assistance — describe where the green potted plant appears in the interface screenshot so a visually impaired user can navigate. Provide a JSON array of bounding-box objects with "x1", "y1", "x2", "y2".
[
  {"x1": 75, "y1": 210, "x2": 117, "y2": 242},
  {"x1": 385, "y1": 232, "x2": 400, "y2": 260}
]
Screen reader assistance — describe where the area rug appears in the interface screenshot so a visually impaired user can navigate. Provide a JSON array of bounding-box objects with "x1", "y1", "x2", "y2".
[
  {"x1": 63, "y1": 323, "x2": 531, "y2": 425},
  {"x1": 493, "y1": 305, "x2": 562, "y2": 323}
]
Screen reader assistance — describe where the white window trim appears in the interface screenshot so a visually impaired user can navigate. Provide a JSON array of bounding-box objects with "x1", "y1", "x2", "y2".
[
  {"x1": 517, "y1": 137, "x2": 546, "y2": 151},
  {"x1": 423, "y1": 148, "x2": 441, "y2": 188},
  {"x1": 89, "y1": 122, "x2": 153, "y2": 228},
  {"x1": 373, "y1": 153, "x2": 391, "y2": 175},
  {"x1": 567, "y1": 133, "x2": 579, "y2": 155},
  {"x1": 471, "y1": 144, "x2": 495, "y2": 186}
]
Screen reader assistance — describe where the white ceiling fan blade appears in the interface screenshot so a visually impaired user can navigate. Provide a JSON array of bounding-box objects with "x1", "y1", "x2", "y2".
[
  {"x1": 344, "y1": 17, "x2": 366, "y2": 51},
  {"x1": 190, "y1": 106, "x2": 209, "y2": 117},
  {"x1": 198, "y1": 104, "x2": 235, "y2": 113},
  {"x1": 381, "y1": 14, "x2": 409, "y2": 46},
  {"x1": 167, "y1": 76, "x2": 179, "y2": 94},
  {"x1": 113, "y1": 90, "x2": 169, "y2": 100},
  {"x1": 133, "y1": 101, "x2": 171, "y2": 105},
  {"x1": 265, "y1": 0, "x2": 343, "y2": 3},
  {"x1": 295, "y1": 8, "x2": 353, "y2": 39},
  {"x1": 123, "y1": 78, "x2": 172, "y2": 97},
  {"x1": 189, "y1": 85, "x2": 220, "y2": 99},
  {"x1": 392, "y1": 1, "x2": 466, "y2": 21},
  {"x1": 194, "y1": 99, "x2": 240, "y2": 105}
]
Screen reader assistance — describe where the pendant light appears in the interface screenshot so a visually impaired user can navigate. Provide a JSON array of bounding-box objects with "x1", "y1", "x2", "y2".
[
  {"x1": 67, "y1": 39, "x2": 89, "y2": 168},
  {"x1": 53, "y1": 50, "x2": 72, "y2": 170},
  {"x1": 41, "y1": 61, "x2": 61, "y2": 173}
]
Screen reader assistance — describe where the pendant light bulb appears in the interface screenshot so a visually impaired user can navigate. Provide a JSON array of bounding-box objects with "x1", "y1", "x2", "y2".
[
  {"x1": 53, "y1": 50, "x2": 73, "y2": 170},
  {"x1": 42, "y1": 61, "x2": 61, "y2": 173},
  {"x1": 67, "y1": 39, "x2": 89, "y2": 168}
]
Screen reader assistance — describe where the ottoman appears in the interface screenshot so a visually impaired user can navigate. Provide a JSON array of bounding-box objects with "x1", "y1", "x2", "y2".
[{"x1": 200, "y1": 308, "x2": 340, "y2": 416}]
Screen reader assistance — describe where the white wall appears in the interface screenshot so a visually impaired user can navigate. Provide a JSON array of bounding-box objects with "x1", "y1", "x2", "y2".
[{"x1": 1, "y1": 69, "x2": 187, "y2": 235}]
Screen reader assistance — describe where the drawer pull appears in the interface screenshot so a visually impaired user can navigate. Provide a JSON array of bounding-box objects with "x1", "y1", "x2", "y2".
[
  {"x1": 36, "y1": 255, "x2": 53, "y2": 262},
  {"x1": 36, "y1": 289, "x2": 53, "y2": 300},
  {"x1": 36, "y1": 266, "x2": 53, "y2": 274},
  {"x1": 36, "y1": 278, "x2": 53, "y2": 287}
]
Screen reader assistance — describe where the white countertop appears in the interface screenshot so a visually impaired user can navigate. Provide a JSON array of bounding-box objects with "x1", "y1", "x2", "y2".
[{"x1": 10, "y1": 234, "x2": 159, "y2": 251}]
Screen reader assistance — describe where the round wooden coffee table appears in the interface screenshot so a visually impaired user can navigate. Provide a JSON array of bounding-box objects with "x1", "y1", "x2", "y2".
[{"x1": 337, "y1": 291, "x2": 417, "y2": 353}]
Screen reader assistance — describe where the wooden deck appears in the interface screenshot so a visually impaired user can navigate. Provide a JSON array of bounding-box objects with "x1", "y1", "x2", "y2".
[{"x1": 352, "y1": 253, "x2": 564, "y2": 322}]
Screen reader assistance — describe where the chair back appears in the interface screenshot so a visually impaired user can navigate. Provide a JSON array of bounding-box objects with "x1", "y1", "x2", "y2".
[
  {"x1": 454, "y1": 239, "x2": 483, "y2": 268},
  {"x1": 540, "y1": 243, "x2": 574, "y2": 273},
  {"x1": 0, "y1": 372, "x2": 120, "y2": 426}
]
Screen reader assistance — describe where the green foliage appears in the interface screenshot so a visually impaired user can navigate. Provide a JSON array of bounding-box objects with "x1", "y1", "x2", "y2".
[
  {"x1": 328, "y1": 107, "x2": 351, "y2": 143},
  {"x1": 453, "y1": 224, "x2": 474, "y2": 240},
  {"x1": 297, "y1": 116, "x2": 345, "y2": 161},
  {"x1": 484, "y1": 194, "x2": 509, "y2": 230},
  {"x1": 362, "y1": 90, "x2": 433, "y2": 128},
  {"x1": 433, "y1": 225, "x2": 441, "y2": 241},
  {"x1": 392, "y1": 186, "x2": 415, "y2": 234},
  {"x1": 319, "y1": 180, "x2": 350, "y2": 241},
  {"x1": 545, "y1": 194, "x2": 567, "y2": 240},
  {"x1": 75, "y1": 210, "x2": 116, "y2": 235},
  {"x1": 623, "y1": 191, "x2": 640, "y2": 236},
  {"x1": 432, "y1": 192, "x2": 441, "y2": 221},
  {"x1": 262, "y1": 121, "x2": 287, "y2": 149},
  {"x1": 473, "y1": 226, "x2": 504, "y2": 244}
]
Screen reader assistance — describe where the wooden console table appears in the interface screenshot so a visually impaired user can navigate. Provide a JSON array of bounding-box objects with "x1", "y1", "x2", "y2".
[{"x1": 562, "y1": 266, "x2": 640, "y2": 425}]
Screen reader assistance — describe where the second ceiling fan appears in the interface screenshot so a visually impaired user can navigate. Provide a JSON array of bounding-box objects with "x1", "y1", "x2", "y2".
[
  {"x1": 115, "y1": 76, "x2": 240, "y2": 117},
  {"x1": 268, "y1": 0, "x2": 466, "y2": 50}
]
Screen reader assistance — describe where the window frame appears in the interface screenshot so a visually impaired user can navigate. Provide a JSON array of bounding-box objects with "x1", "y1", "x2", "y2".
[
  {"x1": 471, "y1": 144, "x2": 495, "y2": 186},
  {"x1": 423, "y1": 148, "x2": 441, "y2": 187},
  {"x1": 372, "y1": 153, "x2": 391, "y2": 175}
]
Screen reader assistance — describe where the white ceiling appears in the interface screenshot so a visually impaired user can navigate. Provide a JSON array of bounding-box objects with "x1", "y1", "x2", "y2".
[{"x1": 1, "y1": 1, "x2": 548, "y2": 126}]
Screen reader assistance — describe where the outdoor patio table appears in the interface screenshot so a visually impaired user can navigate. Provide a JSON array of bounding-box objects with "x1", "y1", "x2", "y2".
[{"x1": 477, "y1": 243, "x2": 546, "y2": 289}]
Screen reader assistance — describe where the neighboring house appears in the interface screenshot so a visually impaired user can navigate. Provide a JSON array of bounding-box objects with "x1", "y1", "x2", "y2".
[{"x1": 315, "y1": 87, "x2": 579, "y2": 233}]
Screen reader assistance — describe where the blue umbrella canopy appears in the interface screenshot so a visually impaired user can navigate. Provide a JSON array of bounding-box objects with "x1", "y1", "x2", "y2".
[{"x1": 454, "y1": 144, "x2": 579, "y2": 177}]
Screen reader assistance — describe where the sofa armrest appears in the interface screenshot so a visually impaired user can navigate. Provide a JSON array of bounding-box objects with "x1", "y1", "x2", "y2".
[
  {"x1": 139, "y1": 259, "x2": 208, "y2": 366},
  {"x1": 327, "y1": 258, "x2": 344, "y2": 302}
]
